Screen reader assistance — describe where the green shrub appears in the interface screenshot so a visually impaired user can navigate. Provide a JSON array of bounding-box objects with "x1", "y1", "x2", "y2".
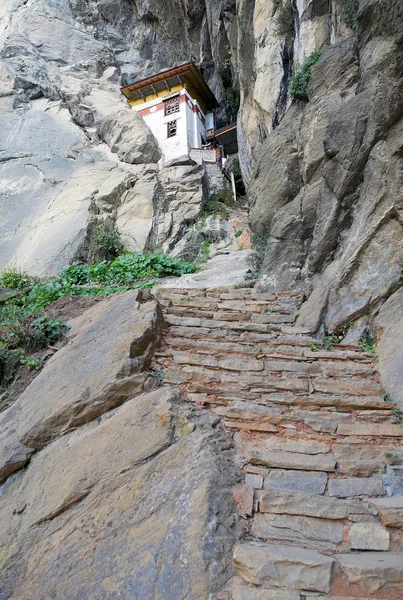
[
  {"x1": 0, "y1": 268, "x2": 37, "y2": 289},
  {"x1": 290, "y1": 50, "x2": 322, "y2": 101},
  {"x1": 95, "y1": 222, "x2": 124, "y2": 260},
  {"x1": 0, "y1": 252, "x2": 197, "y2": 393},
  {"x1": 31, "y1": 315, "x2": 69, "y2": 343},
  {"x1": 339, "y1": 0, "x2": 359, "y2": 29}
]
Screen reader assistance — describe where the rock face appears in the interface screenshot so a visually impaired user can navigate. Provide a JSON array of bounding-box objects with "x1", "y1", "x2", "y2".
[
  {"x1": 0, "y1": 0, "x2": 238, "y2": 274},
  {"x1": 0, "y1": 293, "x2": 239, "y2": 599},
  {"x1": 0, "y1": 290, "x2": 163, "y2": 483},
  {"x1": 242, "y1": 0, "x2": 403, "y2": 342}
]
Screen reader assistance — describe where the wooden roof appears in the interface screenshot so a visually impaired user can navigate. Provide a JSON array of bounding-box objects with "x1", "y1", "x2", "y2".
[
  {"x1": 120, "y1": 62, "x2": 218, "y2": 110},
  {"x1": 215, "y1": 123, "x2": 238, "y2": 154}
]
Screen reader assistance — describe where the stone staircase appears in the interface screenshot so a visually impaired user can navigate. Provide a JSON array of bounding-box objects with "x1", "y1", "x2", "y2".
[{"x1": 152, "y1": 285, "x2": 403, "y2": 599}]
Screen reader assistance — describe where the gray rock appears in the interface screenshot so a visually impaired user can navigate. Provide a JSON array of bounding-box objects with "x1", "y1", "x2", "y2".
[
  {"x1": 368, "y1": 497, "x2": 403, "y2": 528},
  {"x1": 97, "y1": 108, "x2": 161, "y2": 164},
  {"x1": 258, "y1": 490, "x2": 352, "y2": 519},
  {"x1": 248, "y1": 450, "x2": 336, "y2": 472},
  {"x1": 348, "y1": 522, "x2": 390, "y2": 551},
  {"x1": 0, "y1": 389, "x2": 238, "y2": 599},
  {"x1": 233, "y1": 542, "x2": 334, "y2": 592},
  {"x1": 328, "y1": 477, "x2": 384, "y2": 498},
  {"x1": 375, "y1": 288, "x2": 403, "y2": 410},
  {"x1": 264, "y1": 469, "x2": 328, "y2": 494},
  {"x1": 252, "y1": 512, "x2": 343, "y2": 549},
  {"x1": 337, "y1": 552, "x2": 403, "y2": 594},
  {"x1": 0, "y1": 291, "x2": 162, "y2": 482}
]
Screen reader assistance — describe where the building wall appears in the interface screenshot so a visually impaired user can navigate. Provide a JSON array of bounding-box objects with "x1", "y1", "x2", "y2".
[{"x1": 132, "y1": 88, "x2": 212, "y2": 164}]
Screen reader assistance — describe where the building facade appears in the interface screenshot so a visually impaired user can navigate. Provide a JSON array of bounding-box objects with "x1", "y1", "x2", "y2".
[{"x1": 121, "y1": 63, "x2": 218, "y2": 165}]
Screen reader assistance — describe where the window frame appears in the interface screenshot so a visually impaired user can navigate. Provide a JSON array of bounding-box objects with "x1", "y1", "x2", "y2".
[
  {"x1": 167, "y1": 120, "x2": 178, "y2": 138},
  {"x1": 164, "y1": 96, "x2": 180, "y2": 117}
]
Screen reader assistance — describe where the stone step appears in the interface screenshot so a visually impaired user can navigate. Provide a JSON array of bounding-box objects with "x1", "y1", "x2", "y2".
[
  {"x1": 232, "y1": 542, "x2": 334, "y2": 593},
  {"x1": 230, "y1": 580, "x2": 300, "y2": 600},
  {"x1": 170, "y1": 351, "x2": 264, "y2": 372},
  {"x1": 336, "y1": 552, "x2": 403, "y2": 595},
  {"x1": 247, "y1": 448, "x2": 337, "y2": 472},
  {"x1": 337, "y1": 423, "x2": 403, "y2": 437},
  {"x1": 328, "y1": 477, "x2": 385, "y2": 497},
  {"x1": 164, "y1": 336, "x2": 260, "y2": 356},
  {"x1": 164, "y1": 314, "x2": 279, "y2": 332},
  {"x1": 255, "y1": 392, "x2": 390, "y2": 410}
]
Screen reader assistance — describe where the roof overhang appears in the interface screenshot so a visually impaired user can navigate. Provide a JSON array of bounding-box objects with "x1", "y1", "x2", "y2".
[
  {"x1": 215, "y1": 123, "x2": 238, "y2": 155},
  {"x1": 120, "y1": 62, "x2": 219, "y2": 111}
]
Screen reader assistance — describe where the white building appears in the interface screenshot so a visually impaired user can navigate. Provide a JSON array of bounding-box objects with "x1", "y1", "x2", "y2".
[{"x1": 121, "y1": 63, "x2": 219, "y2": 165}]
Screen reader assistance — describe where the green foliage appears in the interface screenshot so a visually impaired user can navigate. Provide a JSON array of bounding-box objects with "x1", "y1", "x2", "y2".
[
  {"x1": 31, "y1": 315, "x2": 69, "y2": 343},
  {"x1": 385, "y1": 453, "x2": 401, "y2": 465},
  {"x1": 275, "y1": 0, "x2": 294, "y2": 37},
  {"x1": 247, "y1": 229, "x2": 270, "y2": 279},
  {"x1": 202, "y1": 198, "x2": 230, "y2": 220},
  {"x1": 393, "y1": 406, "x2": 403, "y2": 424},
  {"x1": 235, "y1": 230, "x2": 243, "y2": 238},
  {"x1": 290, "y1": 50, "x2": 322, "y2": 101},
  {"x1": 310, "y1": 343, "x2": 318, "y2": 352},
  {"x1": 95, "y1": 222, "x2": 124, "y2": 261},
  {"x1": 359, "y1": 333, "x2": 376, "y2": 354},
  {"x1": 339, "y1": 0, "x2": 359, "y2": 29},
  {"x1": 0, "y1": 268, "x2": 38, "y2": 290},
  {"x1": 0, "y1": 252, "x2": 196, "y2": 393}
]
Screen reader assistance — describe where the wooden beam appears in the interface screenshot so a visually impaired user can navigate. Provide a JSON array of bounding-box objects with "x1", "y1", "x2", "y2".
[
  {"x1": 163, "y1": 79, "x2": 171, "y2": 92},
  {"x1": 151, "y1": 84, "x2": 158, "y2": 97}
]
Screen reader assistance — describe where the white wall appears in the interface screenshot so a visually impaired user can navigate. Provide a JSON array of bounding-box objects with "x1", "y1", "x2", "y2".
[{"x1": 133, "y1": 89, "x2": 211, "y2": 164}]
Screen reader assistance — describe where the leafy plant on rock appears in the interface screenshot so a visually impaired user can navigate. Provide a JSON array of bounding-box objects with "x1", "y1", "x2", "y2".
[{"x1": 290, "y1": 50, "x2": 322, "y2": 101}]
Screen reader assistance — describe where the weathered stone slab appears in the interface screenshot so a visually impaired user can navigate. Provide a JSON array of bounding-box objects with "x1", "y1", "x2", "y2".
[
  {"x1": 348, "y1": 522, "x2": 390, "y2": 550},
  {"x1": 263, "y1": 438, "x2": 331, "y2": 454},
  {"x1": 338, "y1": 459, "x2": 386, "y2": 476},
  {"x1": 368, "y1": 497, "x2": 403, "y2": 528},
  {"x1": 257, "y1": 491, "x2": 350, "y2": 519},
  {"x1": 0, "y1": 390, "x2": 238, "y2": 599},
  {"x1": 248, "y1": 450, "x2": 336, "y2": 472},
  {"x1": 313, "y1": 378, "x2": 382, "y2": 397},
  {"x1": 245, "y1": 474, "x2": 264, "y2": 489},
  {"x1": 328, "y1": 477, "x2": 384, "y2": 497},
  {"x1": 264, "y1": 470, "x2": 328, "y2": 494},
  {"x1": 338, "y1": 423, "x2": 403, "y2": 437},
  {"x1": 230, "y1": 581, "x2": 299, "y2": 600},
  {"x1": 0, "y1": 292, "x2": 161, "y2": 481},
  {"x1": 252, "y1": 512, "x2": 343, "y2": 548},
  {"x1": 233, "y1": 542, "x2": 334, "y2": 592},
  {"x1": 337, "y1": 552, "x2": 403, "y2": 594}
]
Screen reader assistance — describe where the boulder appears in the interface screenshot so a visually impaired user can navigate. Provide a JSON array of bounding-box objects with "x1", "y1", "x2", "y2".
[
  {"x1": 0, "y1": 291, "x2": 163, "y2": 483},
  {"x1": 97, "y1": 108, "x2": 161, "y2": 164},
  {"x1": 375, "y1": 288, "x2": 403, "y2": 409},
  {"x1": 0, "y1": 388, "x2": 238, "y2": 599}
]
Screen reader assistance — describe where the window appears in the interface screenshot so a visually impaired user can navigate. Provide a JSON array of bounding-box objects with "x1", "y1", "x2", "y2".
[
  {"x1": 164, "y1": 96, "x2": 180, "y2": 116},
  {"x1": 167, "y1": 120, "x2": 177, "y2": 138}
]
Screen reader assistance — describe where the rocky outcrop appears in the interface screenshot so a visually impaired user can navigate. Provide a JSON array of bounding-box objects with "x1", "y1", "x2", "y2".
[
  {"x1": 242, "y1": 0, "x2": 403, "y2": 347},
  {"x1": 0, "y1": 0, "x2": 238, "y2": 274},
  {"x1": 0, "y1": 290, "x2": 239, "y2": 599},
  {"x1": 0, "y1": 289, "x2": 162, "y2": 483}
]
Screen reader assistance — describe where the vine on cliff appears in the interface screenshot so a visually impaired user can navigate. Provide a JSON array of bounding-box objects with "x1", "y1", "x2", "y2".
[{"x1": 290, "y1": 50, "x2": 322, "y2": 101}]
